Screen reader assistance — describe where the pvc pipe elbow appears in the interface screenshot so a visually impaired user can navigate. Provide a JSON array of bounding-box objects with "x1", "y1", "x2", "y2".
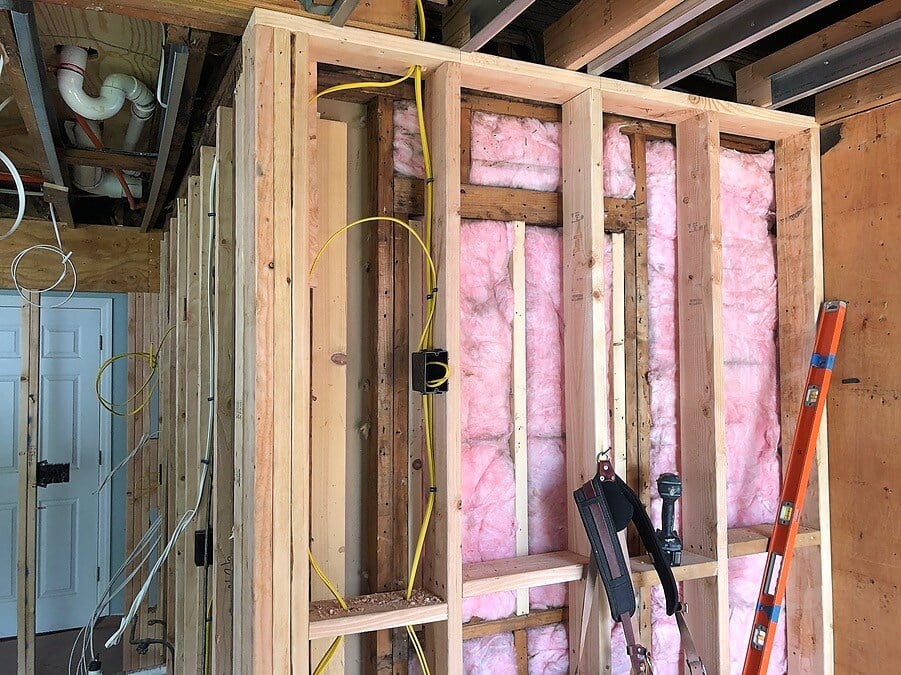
[{"x1": 58, "y1": 46, "x2": 156, "y2": 122}]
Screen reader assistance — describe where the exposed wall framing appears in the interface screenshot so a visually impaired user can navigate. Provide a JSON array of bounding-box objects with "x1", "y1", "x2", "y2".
[
  {"x1": 123, "y1": 293, "x2": 164, "y2": 672},
  {"x1": 156, "y1": 108, "x2": 237, "y2": 674},
  {"x1": 226, "y1": 10, "x2": 830, "y2": 674}
]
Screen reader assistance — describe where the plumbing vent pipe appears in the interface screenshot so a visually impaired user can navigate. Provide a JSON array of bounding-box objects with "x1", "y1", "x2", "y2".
[
  {"x1": 58, "y1": 45, "x2": 153, "y2": 199},
  {"x1": 58, "y1": 45, "x2": 155, "y2": 122}
]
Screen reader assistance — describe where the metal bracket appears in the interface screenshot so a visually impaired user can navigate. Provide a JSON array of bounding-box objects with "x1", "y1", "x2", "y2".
[
  {"x1": 298, "y1": 0, "x2": 361, "y2": 27},
  {"x1": 36, "y1": 460, "x2": 70, "y2": 488}
]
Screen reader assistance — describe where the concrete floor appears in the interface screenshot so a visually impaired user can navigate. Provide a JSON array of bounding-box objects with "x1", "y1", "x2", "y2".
[{"x1": 0, "y1": 615, "x2": 124, "y2": 674}]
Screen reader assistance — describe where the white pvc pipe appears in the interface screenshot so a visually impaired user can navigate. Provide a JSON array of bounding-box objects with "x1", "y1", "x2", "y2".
[{"x1": 58, "y1": 45, "x2": 155, "y2": 123}]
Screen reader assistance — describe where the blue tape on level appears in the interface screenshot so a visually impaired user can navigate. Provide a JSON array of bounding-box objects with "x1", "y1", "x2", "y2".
[
  {"x1": 757, "y1": 603, "x2": 782, "y2": 623},
  {"x1": 811, "y1": 353, "x2": 836, "y2": 370}
]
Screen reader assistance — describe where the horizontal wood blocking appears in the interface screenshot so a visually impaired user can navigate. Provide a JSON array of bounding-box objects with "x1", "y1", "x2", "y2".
[
  {"x1": 462, "y1": 608, "x2": 568, "y2": 640},
  {"x1": 394, "y1": 177, "x2": 634, "y2": 231},
  {"x1": 309, "y1": 591, "x2": 447, "y2": 640},
  {"x1": 462, "y1": 552, "x2": 588, "y2": 598},
  {"x1": 0, "y1": 220, "x2": 161, "y2": 292},
  {"x1": 727, "y1": 524, "x2": 820, "y2": 558}
]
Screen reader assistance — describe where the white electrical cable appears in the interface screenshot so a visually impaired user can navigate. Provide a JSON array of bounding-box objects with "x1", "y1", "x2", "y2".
[
  {"x1": 94, "y1": 432, "x2": 159, "y2": 495},
  {"x1": 106, "y1": 155, "x2": 219, "y2": 651},
  {"x1": 156, "y1": 25, "x2": 169, "y2": 109},
  {"x1": 11, "y1": 202, "x2": 78, "y2": 308},
  {"x1": 69, "y1": 515, "x2": 163, "y2": 675},
  {"x1": 0, "y1": 95, "x2": 14, "y2": 115},
  {"x1": 0, "y1": 148, "x2": 26, "y2": 241}
]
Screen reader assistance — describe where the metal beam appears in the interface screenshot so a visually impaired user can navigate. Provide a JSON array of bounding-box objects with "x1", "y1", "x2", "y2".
[
  {"x1": 586, "y1": 0, "x2": 724, "y2": 75},
  {"x1": 138, "y1": 43, "x2": 188, "y2": 231},
  {"x1": 653, "y1": 0, "x2": 839, "y2": 88},
  {"x1": 769, "y1": 18, "x2": 901, "y2": 108},
  {"x1": 462, "y1": 0, "x2": 537, "y2": 52},
  {"x1": 329, "y1": 0, "x2": 361, "y2": 26}
]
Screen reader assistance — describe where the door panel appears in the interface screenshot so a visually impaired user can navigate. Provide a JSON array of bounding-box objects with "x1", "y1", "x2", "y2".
[
  {"x1": 0, "y1": 299, "x2": 20, "y2": 637},
  {"x1": 0, "y1": 295, "x2": 112, "y2": 638},
  {"x1": 36, "y1": 300, "x2": 110, "y2": 633}
]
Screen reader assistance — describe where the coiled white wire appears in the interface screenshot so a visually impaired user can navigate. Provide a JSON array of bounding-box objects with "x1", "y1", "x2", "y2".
[{"x1": 10, "y1": 202, "x2": 78, "y2": 308}]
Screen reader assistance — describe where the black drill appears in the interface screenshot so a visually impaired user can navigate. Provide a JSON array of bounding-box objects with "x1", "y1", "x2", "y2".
[{"x1": 656, "y1": 473, "x2": 683, "y2": 567}]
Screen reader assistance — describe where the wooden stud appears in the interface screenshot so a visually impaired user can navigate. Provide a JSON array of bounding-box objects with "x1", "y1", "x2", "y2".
[
  {"x1": 422, "y1": 60, "x2": 464, "y2": 673},
  {"x1": 242, "y1": 24, "x2": 276, "y2": 674},
  {"x1": 173, "y1": 197, "x2": 188, "y2": 675},
  {"x1": 211, "y1": 106, "x2": 237, "y2": 675},
  {"x1": 232, "y1": 68, "x2": 255, "y2": 675},
  {"x1": 510, "y1": 220, "x2": 529, "y2": 616},
  {"x1": 363, "y1": 93, "x2": 408, "y2": 674},
  {"x1": 309, "y1": 117, "x2": 349, "y2": 673},
  {"x1": 675, "y1": 112, "x2": 729, "y2": 673},
  {"x1": 775, "y1": 129, "x2": 832, "y2": 674},
  {"x1": 625, "y1": 132, "x2": 653, "y2": 644},
  {"x1": 123, "y1": 292, "x2": 138, "y2": 673},
  {"x1": 183, "y1": 171, "x2": 204, "y2": 672},
  {"x1": 290, "y1": 28, "x2": 315, "y2": 673},
  {"x1": 16, "y1": 301, "x2": 39, "y2": 675},
  {"x1": 269, "y1": 27, "x2": 295, "y2": 673},
  {"x1": 562, "y1": 85, "x2": 609, "y2": 673}
]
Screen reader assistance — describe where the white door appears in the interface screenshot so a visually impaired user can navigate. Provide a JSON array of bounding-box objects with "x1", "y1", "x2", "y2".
[
  {"x1": 0, "y1": 294, "x2": 112, "y2": 637},
  {"x1": 0, "y1": 297, "x2": 22, "y2": 637}
]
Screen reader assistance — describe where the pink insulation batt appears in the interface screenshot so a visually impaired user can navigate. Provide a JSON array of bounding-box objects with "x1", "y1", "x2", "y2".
[
  {"x1": 641, "y1": 138, "x2": 786, "y2": 675},
  {"x1": 394, "y1": 103, "x2": 784, "y2": 673}
]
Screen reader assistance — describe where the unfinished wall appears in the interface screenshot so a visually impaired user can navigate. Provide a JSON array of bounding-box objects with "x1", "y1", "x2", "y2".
[{"x1": 823, "y1": 99, "x2": 901, "y2": 673}]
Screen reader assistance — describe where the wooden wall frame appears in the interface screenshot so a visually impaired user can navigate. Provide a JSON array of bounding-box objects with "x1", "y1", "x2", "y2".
[{"x1": 230, "y1": 9, "x2": 829, "y2": 674}]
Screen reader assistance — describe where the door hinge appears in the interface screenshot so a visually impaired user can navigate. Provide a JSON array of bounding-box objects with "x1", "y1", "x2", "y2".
[
  {"x1": 99, "y1": 334, "x2": 103, "y2": 351},
  {"x1": 97, "y1": 566, "x2": 100, "y2": 582},
  {"x1": 99, "y1": 450, "x2": 102, "y2": 466}
]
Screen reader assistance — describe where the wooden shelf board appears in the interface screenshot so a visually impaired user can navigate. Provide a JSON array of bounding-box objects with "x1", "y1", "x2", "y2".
[
  {"x1": 631, "y1": 552, "x2": 718, "y2": 587},
  {"x1": 727, "y1": 524, "x2": 820, "y2": 558},
  {"x1": 309, "y1": 590, "x2": 447, "y2": 640},
  {"x1": 463, "y1": 551, "x2": 588, "y2": 598}
]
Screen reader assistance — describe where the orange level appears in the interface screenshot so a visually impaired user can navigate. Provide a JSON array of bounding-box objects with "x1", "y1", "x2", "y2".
[{"x1": 742, "y1": 300, "x2": 846, "y2": 675}]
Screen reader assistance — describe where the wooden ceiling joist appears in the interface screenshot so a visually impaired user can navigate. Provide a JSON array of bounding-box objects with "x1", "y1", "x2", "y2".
[
  {"x1": 33, "y1": 0, "x2": 415, "y2": 37},
  {"x1": 544, "y1": 0, "x2": 689, "y2": 70},
  {"x1": 736, "y1": 1, "x2": 901, "y2": 108}
]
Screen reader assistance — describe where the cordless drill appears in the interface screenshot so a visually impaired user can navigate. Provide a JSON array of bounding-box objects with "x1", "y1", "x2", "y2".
[{"x1": 656, "y1": 473, "x2": 683, "y2": 567}]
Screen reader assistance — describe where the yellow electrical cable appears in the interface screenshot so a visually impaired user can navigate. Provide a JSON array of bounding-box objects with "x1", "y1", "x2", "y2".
[
  {"x1": 309, "y1": 3, "x2": 438, "y2": 671},
  {"x1": 309, "y1": 216, "x2": 439, "y2": 352},
  {"x1": 309, "y1": 549, "x2": 348, "y2": 674},
  {"x1": 94, "y1": 324, "x2": 175, "y2": 417},
  {"x1": 311, "y1": 64, "x2": 417, "y2": 104}
]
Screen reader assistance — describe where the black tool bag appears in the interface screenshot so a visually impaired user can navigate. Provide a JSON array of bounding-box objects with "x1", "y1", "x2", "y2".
[{"x1": 572, "y1": 460, "x2": 706, "y2": 674}]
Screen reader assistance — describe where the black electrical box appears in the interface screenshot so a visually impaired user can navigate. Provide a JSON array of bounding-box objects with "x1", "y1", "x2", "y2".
[
  {"x1": 194, "y1": 527, "x2": 213, "y2": 567},
  {"x1": 412, "y1": 349, "x2": 449, "y2": 394}
]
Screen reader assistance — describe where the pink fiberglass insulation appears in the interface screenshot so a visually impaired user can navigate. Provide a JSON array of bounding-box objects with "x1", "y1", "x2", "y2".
[
  {"x1": 470, "y1": 111, "x2": 561, "y2": 191},
  {"x1": 641, "y1": 137, "x2": 786, "y2": 674},
  {"x1": 393, "y1": 107, "x2": 784, "y2": 672}
]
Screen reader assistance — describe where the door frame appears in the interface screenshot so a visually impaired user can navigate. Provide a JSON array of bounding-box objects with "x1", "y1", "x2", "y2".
[{"x1": 5, "y1": 291, "x2": 115, "y2": 661}]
